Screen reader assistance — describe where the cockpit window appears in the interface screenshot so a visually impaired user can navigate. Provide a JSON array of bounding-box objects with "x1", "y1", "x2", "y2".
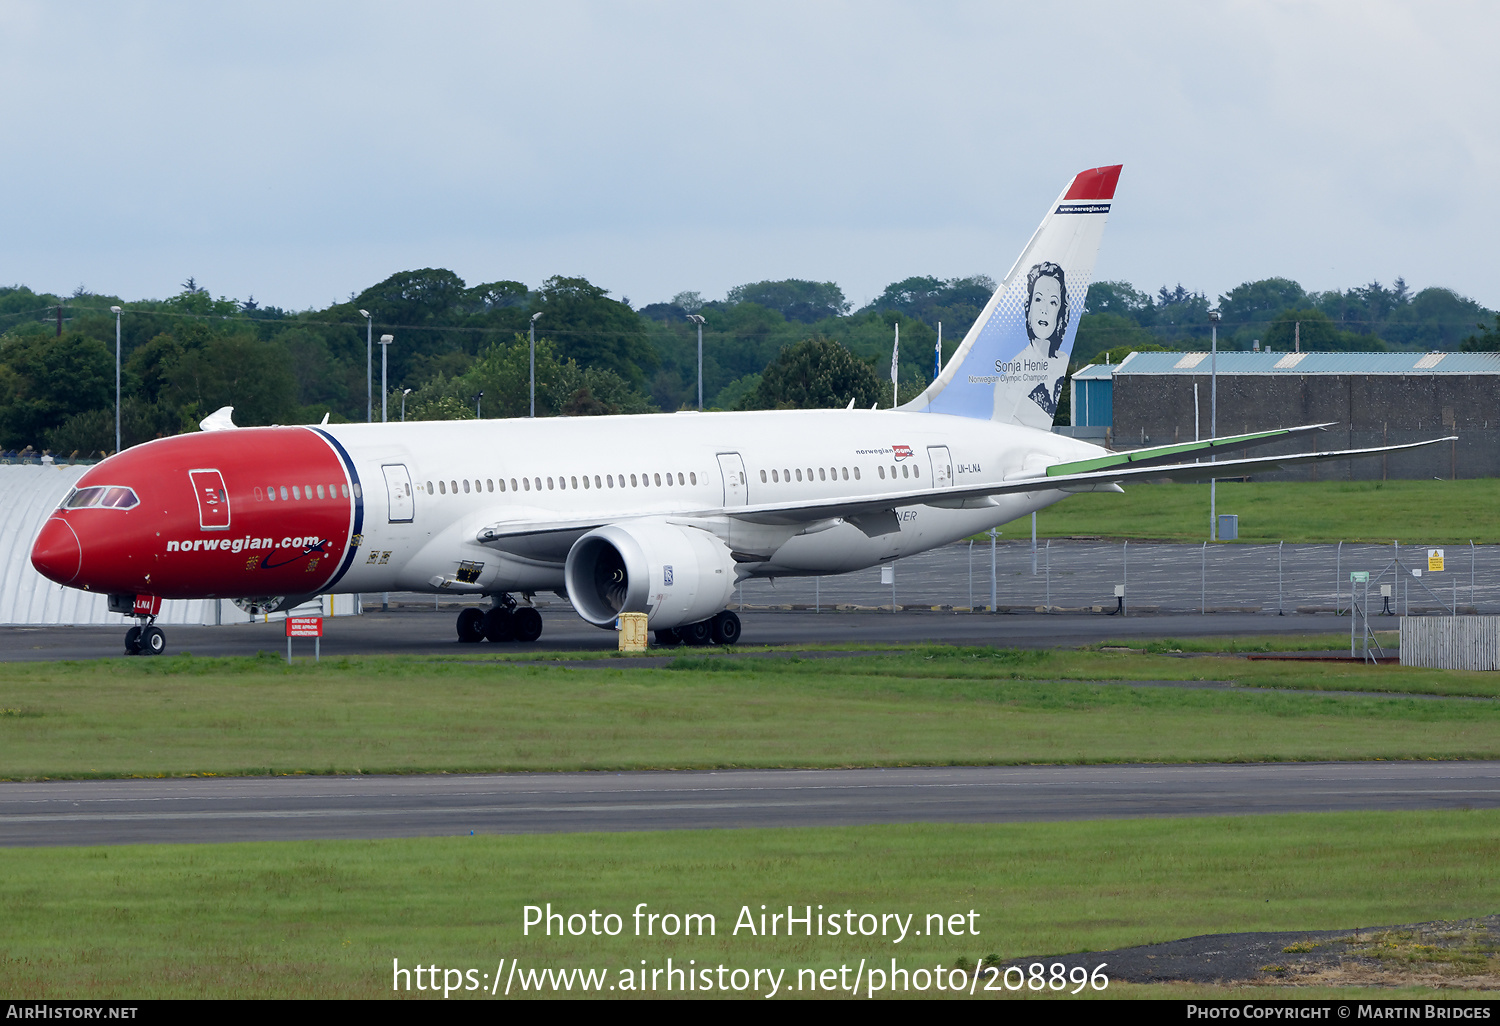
[{"x1": 62, "y1": 485, "x2": 140, "y2": 510}]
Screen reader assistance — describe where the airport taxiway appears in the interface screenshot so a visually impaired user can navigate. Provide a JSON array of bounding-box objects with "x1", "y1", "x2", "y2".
[
  {"x1": 3, "y1": 761, "x2": 1496, "y2": 847},
  {"x1": 0, "y1": 607, "x2": 1357, "y2": 661}
]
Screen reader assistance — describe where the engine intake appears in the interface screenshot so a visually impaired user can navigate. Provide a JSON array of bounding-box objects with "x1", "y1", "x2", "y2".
[{"x1": 564, "y1": 520, "x2": 737, "y2": 630}]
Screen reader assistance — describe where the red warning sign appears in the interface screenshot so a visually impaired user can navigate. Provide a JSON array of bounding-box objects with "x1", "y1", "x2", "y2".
[{"x1": 285, "y1": 616, "x2": 323, "y2": 637}]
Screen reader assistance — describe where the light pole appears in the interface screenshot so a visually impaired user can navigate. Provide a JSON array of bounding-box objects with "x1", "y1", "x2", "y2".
[
  {"x1": 1209, "y1": 309, "x2": 1221, "y2": 540},
  {"x1": 379, "y1": 335, "x2": 393, "y2": 422},
  {"x1": 529, "y1": 312, "x2": 543, "y2": 417},
  {"x1": 474, "y1": 391, "x2": 484, "y2": 419},
  {"x1": 359, "y1": 310, "x2": 372, "y2": 423},
  {"x1": 401, "y1": 388, "x2": 412, "y2": 422},
  {"x1": 687, "y1": 314, "x2": 705, "y2": 409},
  {"x1": 110, "y1": 306, "x2": 122, "y2": 454}
]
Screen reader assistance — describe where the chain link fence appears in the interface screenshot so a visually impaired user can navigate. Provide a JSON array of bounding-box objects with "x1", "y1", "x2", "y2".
[{"x1": 728, "y1": 540, "x2": 1495, "y2": 616}]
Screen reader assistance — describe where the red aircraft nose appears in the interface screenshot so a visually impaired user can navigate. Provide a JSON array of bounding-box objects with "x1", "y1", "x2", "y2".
[{"x1": 31, "y1": 517, "x2": 82, "y2": 585}]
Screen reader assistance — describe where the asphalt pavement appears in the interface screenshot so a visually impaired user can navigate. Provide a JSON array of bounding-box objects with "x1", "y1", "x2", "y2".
[
  {"x1": 3, "y1": 761, "x2": 1495, "y2": 847},
  {"x1": 0, "y1": 606, "x2": 1362, "y2": 661}
]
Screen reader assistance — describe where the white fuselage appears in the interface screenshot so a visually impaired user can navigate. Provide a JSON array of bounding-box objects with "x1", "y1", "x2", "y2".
[{"x1": 323, "y1": 408, "x2": 1107, "y2": 598}]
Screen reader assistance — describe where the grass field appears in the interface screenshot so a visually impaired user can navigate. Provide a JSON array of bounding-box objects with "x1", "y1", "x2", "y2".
[
  {"x1": 1, "y1": 647, "x2": 1496, "y2": 778},
  {"x1": 1030, "y1": 478, "x2": 1500, "y2": 543},
  {"x1": 2, "y1": 811, "x2": 1495, "y2": 998}
]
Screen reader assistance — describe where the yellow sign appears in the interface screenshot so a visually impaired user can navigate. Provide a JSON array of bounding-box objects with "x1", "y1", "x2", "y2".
[
  {"x1": 1428, "y1": 548, "x2": 1445, "y2": 572},
  {"x1": 617, "y1": 612, "x2": 649, "y2": 652}
]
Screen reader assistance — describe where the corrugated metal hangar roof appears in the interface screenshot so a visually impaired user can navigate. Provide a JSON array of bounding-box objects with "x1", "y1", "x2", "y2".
[{"x1": 1076, "y1": 351, "x2": 1500, "y2": 377}]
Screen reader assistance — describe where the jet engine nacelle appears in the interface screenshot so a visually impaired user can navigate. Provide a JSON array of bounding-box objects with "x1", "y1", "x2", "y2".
[{"x1": 564, "y1": 520, "x2": 737, "y2": 630}]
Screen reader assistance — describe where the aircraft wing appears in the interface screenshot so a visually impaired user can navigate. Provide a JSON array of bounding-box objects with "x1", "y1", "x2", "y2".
[
  {"x1": 726, "y1": 434, "x2": 1456, "y2": 528},
  {"x1": 472, "y1": 433, "x2": 1454, "y2": 543}
]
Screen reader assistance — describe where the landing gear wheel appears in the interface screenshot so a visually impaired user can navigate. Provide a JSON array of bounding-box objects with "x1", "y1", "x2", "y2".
[
  {"x1": 710, "y1": 610, "x2": 741, "y2": 645},
  {"x1": 680, "y1": 619, "x2": 711, "y2": 646},
  {"x1": 124, "y1": 626, "x2": 143, "y2": 656},
  {"x1": 654, "y1": 627, "x2": 682, "y2": 646},
  {"x1": 141, "y1": 626, "x2": 166, "y2": 656},
  {"x1": 483, "y1": 607, "x2": 514, "y2": 642},
  {"x1": 511, "y1": 607, "x2": 543, "y2": 643},
  {"x1": 456, "y1": 607, "x2": 485, "y2": 643}
]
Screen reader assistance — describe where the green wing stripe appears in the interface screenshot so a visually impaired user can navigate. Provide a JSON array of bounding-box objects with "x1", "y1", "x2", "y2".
[{"x1": 1046, "y1": 427, "x2": 1299, "y2": 477}]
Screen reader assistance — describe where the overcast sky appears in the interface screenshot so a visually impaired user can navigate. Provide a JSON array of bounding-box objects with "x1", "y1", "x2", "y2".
[{"x1": 2, "y1": 1, "x2": 1497, "y2": 313}]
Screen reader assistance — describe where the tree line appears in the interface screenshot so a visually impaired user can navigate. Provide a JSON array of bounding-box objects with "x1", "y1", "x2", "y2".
[{"x1": 0, "y1": 269, "x2": 1493, "y2": 455}]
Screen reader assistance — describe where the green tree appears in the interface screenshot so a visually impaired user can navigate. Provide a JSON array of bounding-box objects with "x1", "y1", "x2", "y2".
[
  {"x1": 860, "y1": 275, "x2": 994, "y2": 338},
  {"x1": 1263, "y1": 309, "x2": 1385, "y2": 352},
  {"x1": 455, "y1": 335, "x2": 565, "y2": 419},
  {"x1": 534, "y1": 276, "x2": 658, "y2": 387},
  {"x1": 0, "y1": 331, "x2": 114, "y2": 447},
  {"x1": 1073, "y1": 314, "x2": 1164, "y2": 366},
  {"x1": 1460, "y1": 315, "x2": 1500, "y2": 352},
  {"x1": 160, "y1": 332, "x2": 298, "y2": 426},
  {"x1": 1217, "y1": 278, "x2": 1308, "y2": 329},
  {"x1": 1391, "y1": 289, "x2": 1493, "y2": 349},
  {"x1": 743, "y1": 335, "x2": 882, "y2": 410},
  {"x1": 1083, "y1": 280, "x2": 1155, "y2": 322},
  {"x1": 726, "y1": 280, "x2": 849, "y2": 323}
]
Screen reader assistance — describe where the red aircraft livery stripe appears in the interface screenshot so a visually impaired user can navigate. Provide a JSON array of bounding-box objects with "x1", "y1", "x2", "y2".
[{"x1": 1062, "y1": 164, "x2": 1122, "y2": 202}]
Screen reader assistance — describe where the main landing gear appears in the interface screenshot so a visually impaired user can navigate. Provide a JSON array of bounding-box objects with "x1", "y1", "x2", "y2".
[
  {"x1": 654, "y1": 609, "x2": 741, "y2": 647},
  {"x1": 457, "y1": 594, "x2": 543, "y2": 644},
  {"x1": 124, "y1": 619, "x2": 166, "y2": 656}
]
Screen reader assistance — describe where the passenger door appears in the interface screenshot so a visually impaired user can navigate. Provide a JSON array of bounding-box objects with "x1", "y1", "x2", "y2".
[
  {"x1": 927, "y1": 446, "x2": 954, "y2": 488},
  {"x1": 188, "y1": 469, "x2": 231, "y2": 530},
  {"x1": 381, "y1": 464, "x2": 414, "y2": 523},
  {"x1": 717, "y1": 453, "x2": 748, "y2": 507}
]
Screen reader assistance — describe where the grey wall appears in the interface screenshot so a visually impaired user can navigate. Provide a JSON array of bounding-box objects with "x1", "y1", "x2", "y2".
[{"x1": 1111, "y1": 374, "x2": 1497, "y2": 480}]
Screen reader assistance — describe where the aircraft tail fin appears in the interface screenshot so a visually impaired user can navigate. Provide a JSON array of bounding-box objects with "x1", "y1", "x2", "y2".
[{"x1": 903, "y1": 165, "x2": 1120, "y2": 429}]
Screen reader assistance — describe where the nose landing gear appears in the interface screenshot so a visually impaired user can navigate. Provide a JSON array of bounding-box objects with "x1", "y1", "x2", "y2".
[
  {"x1": 456, "y1": 594, "x2": 544, "y2": 644},
  {"x1": 112, "y1": 594, "x2": 165, "y2": 657},
  {"x1": 124, "y1": 619, "x2": 166, "y2": 656}
]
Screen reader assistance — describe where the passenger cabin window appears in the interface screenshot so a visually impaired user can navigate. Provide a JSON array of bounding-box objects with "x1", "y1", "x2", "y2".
[{"x1": 878, "y1": 467, "x2": 885, "y2": 479}]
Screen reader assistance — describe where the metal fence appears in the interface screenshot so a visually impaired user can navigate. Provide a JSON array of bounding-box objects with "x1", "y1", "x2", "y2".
[
  {"x1": 1400, "y1": 617, "x2": 1500, "y2": 670},
  {"x1": 371, "y1": 539, "x2": 1496, "y2": 618},
  {"x1": 725, "y1": 539, "x2": 1497, "y2": 617}
]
